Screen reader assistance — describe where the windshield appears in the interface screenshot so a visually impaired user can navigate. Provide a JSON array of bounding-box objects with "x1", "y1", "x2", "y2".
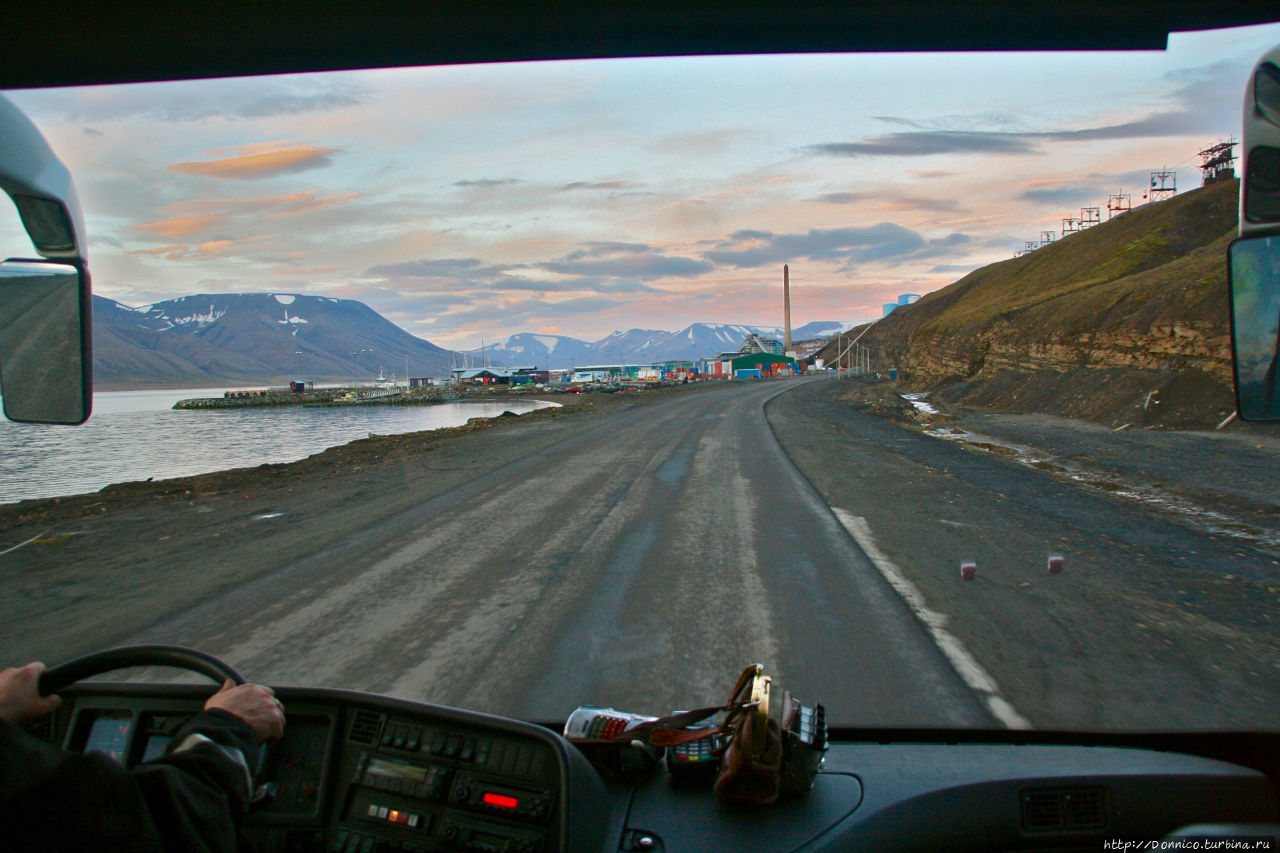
[{"x1": 2, "y1": 23, "x2": 1279, "y2": 733}]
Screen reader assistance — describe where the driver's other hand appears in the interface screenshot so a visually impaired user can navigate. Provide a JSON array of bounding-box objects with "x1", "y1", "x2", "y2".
[
  {"x1": 204, "y1": 680, "x2": 285, "y2": 741},
  {"x1": 0, "y1": 662, "x2": 62, "y2": 725}
]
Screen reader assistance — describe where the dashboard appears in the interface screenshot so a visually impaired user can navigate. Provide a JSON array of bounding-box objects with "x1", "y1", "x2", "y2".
[{"x1": 24, "y1": 683, "x2": 1280, "y2": 852}]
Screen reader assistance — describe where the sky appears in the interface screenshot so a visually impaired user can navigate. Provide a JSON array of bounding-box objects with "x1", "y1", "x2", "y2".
[{"x1": 4, "y1": 22, "x2": 1280, "y2": 348}]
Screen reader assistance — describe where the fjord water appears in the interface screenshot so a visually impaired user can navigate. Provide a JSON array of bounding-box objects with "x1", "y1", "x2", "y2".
[{"x1": 0, "y1": 388, "x2": 556, "y2": 504}]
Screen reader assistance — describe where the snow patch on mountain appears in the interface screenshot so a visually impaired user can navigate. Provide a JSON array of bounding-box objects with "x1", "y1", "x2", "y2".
[{"x1": 169, "y1": 304, "x2": 226, "y2": 327}]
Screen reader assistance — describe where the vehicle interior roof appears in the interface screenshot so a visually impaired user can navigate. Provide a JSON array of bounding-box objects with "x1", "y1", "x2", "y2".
[{"x1": 4, "y1": 0, "x2": 1280, "y2": 89}]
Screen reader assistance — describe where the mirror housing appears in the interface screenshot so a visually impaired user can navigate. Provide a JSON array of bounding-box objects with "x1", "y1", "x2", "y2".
[
  {"x1": 1229, "y1": 46, "x2": 1280, "y2": 420},
  {"x1": 0, "y1": 94, "x2": 92, "y2": 424}
]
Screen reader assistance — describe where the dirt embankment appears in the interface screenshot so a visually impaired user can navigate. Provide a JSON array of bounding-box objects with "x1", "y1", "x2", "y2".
[{"x1": 819, "y1": 180, "x2": 1249, "y2": 430}]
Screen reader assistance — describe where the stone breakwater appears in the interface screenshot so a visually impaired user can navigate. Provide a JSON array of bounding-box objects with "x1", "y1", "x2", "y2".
[{"x1": 174, "y1": 387, "x2": 456, "y2": 409}]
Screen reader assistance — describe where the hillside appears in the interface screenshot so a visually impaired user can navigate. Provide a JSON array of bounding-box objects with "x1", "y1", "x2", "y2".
[
  {"x1": 94, "y1": 293, "x2": 452, "y2": 389},
  {"x1": 824, "y1": 179, "x2": 1244, "y2": 429}
]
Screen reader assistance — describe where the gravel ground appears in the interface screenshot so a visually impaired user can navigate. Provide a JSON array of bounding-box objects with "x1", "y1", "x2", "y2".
[{"x1": 767, "y1": 378, "x2": 1280, "y2": 730}]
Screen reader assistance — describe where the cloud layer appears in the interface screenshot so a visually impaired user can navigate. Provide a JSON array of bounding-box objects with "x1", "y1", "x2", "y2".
[{"x1": 6, "y1": 27, "x2": 1276, "y2": 346}]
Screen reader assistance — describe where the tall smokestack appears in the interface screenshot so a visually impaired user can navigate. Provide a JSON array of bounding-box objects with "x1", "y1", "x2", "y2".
[{"x1": 783, "y1": 264, "x2": 792, "y2": 352}]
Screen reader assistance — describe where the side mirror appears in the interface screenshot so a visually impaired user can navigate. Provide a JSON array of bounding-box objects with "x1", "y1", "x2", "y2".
[
  {"x1": 0, "y1": 94, "x2": 92, "y2": 424},
  {"x1": 1227, "y1": 235, "x2": 1280, "y2": 421}
]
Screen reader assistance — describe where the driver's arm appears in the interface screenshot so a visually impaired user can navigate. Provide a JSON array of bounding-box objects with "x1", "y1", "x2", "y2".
[{"x1": 0, "y1": 662, "x2": 285, "y2": 853}]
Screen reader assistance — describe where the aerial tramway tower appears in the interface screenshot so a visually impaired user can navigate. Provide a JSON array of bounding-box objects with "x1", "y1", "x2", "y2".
[{"x1": 1198, "y1": 139, "x2": 1237, "y2": 186}]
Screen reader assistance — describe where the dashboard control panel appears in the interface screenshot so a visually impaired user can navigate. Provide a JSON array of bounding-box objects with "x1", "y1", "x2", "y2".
[
  {"x1": 38, "y1": 681, "x2": 1276, "y2": 853},
  {"x1": 330, "y1": 709, "x2": 560, "y2": 852},
  {"x1": 51, "y1": 687, "x2": 575, "y2": 853}
]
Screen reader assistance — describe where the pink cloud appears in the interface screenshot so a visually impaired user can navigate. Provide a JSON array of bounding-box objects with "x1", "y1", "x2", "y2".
[
  {"x1": 129, "y1": 214, "x2": 228, "y2": 237},
  {"x1": 266, "y1": 191, "x2": 363, "y2": 217},
  {"x1": 124, "y1": 244, "x2": 189, "y2": 257},
  {"x1": 169, "y1": 144, "x2": 339, "y2": 179}
]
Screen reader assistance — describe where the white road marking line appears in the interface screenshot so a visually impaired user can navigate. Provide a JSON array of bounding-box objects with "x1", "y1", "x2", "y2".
[
  {"x1": 832, "y1": 508, "x2": 1033, "y2": 730},
  {"x1": 0, "y1": 529, "x2": 51, "y2": 558}
]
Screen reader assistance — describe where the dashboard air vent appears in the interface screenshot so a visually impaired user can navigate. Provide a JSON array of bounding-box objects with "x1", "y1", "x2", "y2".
[
  {"x1": 1021, "y1": 786, "x2": 1106, "y2": 832},
  {"x1": 1062, "y1": 787, "x2": 1104, "y2": 828},
  {"x1": 348, "y1": 710, "x2": 384, "y2": 745}
]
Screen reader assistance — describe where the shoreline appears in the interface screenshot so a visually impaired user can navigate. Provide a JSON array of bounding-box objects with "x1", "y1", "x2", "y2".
[
  {"x1": 0, "y1": 382, "x2": 718, "y2": 525},
  {"x1": 0, "y1": 379, "x2": 743, "y2": 665}
]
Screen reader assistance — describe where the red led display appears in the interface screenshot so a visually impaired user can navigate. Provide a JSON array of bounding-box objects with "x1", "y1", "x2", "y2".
[{"x1": 482, "y1": 792, "x2": 519, "y2": 810}]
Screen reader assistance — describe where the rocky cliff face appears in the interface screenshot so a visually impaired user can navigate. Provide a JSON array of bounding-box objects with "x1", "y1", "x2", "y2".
[{"x1": 830, "y1": 180, "x2": 1242, "y2": 428}]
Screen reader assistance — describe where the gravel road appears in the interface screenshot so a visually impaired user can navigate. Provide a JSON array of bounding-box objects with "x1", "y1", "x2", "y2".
[
  {"x1": 1, "y1": 379, "x2": 988, "y2": 726},
  {"x1": 3, "y1": 376, "x2": 1275, "y2": 730}
]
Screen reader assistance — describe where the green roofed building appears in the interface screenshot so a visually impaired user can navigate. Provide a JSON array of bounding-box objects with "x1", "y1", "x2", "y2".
[{"x1": 730, "y1": 352, "x2": 797, "y2": 377}]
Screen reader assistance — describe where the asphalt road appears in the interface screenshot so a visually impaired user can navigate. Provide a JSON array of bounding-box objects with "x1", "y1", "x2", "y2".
[
  {"x1": 115, "y1": 377, "x2": 992, "y2": 727},
  {"x1": 769, "y1": 379, "x2": 1280, "y2": 730}
]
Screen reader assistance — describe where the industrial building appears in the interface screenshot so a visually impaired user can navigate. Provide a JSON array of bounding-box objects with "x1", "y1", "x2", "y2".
[
  {"x1": 452, "y1": 366, "x2": 546, "y2": 385},
  {"x1": 882, "y1": 293, "x2": 922, "y2": 317},
  {"x1": 699, "y1": 351, "x2": 798, "y2": 379}
]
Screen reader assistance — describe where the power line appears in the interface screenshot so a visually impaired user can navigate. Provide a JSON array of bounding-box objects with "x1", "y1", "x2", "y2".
[{"x1": 1012, "y1": 138, "x2": 1235, "y2": 257}]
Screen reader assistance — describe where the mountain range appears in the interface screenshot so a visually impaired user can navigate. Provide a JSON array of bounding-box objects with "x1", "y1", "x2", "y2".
[
  {"x1": 468, "y1": 320, "x2": 845, "y2": 368},
  {"x1": 93, "y1": 293, "x2": 452, "y2": 389},
  {"x1": 92, "y1": 292, "x2": 844, "y2": 389}
]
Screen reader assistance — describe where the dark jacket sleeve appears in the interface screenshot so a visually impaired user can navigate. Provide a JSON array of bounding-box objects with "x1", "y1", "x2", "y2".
[{"x1": 0, "y1": 710, "x2": 257, "y2": 853}]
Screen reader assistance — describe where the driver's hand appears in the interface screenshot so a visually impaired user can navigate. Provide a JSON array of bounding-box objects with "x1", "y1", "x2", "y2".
[
  {"x1": 204, "y1": 680, "x2": 285, "y2": 741},
  {"x1": 0, "y1": 662, "x2": 62, "y2": 725}
]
